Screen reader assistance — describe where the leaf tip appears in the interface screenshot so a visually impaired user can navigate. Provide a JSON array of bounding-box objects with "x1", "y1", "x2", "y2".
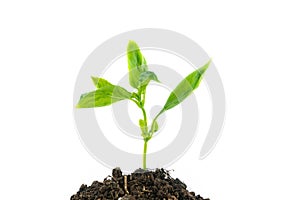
[
  {"x1": 205, "y1": 58, "x2": 212, "y2": 68},
  {"x1": 128, "y1": 39, "x2": 137, "y2": 45},
  {"x1": 199, "y1": 58, "x2": 212, "y2": 73},
  {"x1": 91, "y1": 76, "x2": 98, "y2": 87},
  {"x1": 127, "y1": 40, "x2": 139, "y2": 51}
]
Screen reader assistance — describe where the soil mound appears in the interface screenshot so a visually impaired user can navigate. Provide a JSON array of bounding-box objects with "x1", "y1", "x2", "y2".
[{"x1": 71, "y1": 168, "x2": 209, "y2": 200}]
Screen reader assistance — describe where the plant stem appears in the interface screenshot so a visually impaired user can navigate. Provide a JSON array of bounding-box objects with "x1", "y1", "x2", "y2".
[
  {"x1": 142, "y1": 88, "x2": 146, "y2": 106},
  {"x1": 131, "y1": 88, "x2": 150, "y2": 169},
  {"x1": 143, "y1": 139, "x2": 148, "y2": 169},
  {"x1": 141, "y1": 106, "x2": 148, "y2": 130},
  {"x1": 141, "y1": 102, "x2": 149, "y2": 169}
]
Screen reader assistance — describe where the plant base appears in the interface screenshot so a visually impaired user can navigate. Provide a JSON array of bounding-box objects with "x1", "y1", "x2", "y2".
[{"x1": 70, "y1": 168, "x2": 209, "y2": 200}]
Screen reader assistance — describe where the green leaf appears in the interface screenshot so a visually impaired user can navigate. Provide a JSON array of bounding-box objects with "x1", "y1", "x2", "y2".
[
  {"x1": 162, "y1": 60, "x2": 211, "y2": 111},
  {"x1": 152, "y1": 120, "x2": 159, "y2": 132},
  {"x1": 76, "y1": 85, "x2": 131, "y2": 108},
  {"x1": 139, "y1": 119, "x2": 147, "y2": 135},
  {"x1": 127, "y1": 40, "x2": 148, "y2": 88},
  {"x1": 91, "y1": 76, "x2": 113, "y2": 88},
  {"x1": 137, "y1": 71, "x2": 160, "y2": 88}
]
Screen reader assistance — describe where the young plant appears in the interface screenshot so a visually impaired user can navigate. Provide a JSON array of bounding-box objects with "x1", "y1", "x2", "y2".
[{"x1": 76, "y1": 40, "x2": 210, "y2": 169}]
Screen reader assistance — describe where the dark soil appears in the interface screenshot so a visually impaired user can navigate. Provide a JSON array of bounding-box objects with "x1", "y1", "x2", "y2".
[{"x1": 70, "y1": 168, "x2": 209, "y2": 200}]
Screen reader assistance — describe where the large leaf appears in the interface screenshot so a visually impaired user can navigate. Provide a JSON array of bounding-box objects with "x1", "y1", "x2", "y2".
[
  {"x1": 91, "y1": 76, "x2": 113, "y2": 88},
  {"x1": 137, "y1": 71, "x2": 160, "y2": 88},
  {"x1": 76, "y1": 85, "x2": 131, "y2": 108},
  {"x1": 162, "y1": 60, "x2": 211, "y2": 111},
  {"x1": 127, "y1": 40, "x2": 148, "y2": 88}
]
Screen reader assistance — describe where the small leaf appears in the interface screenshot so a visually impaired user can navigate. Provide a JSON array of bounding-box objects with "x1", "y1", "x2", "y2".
[
  {"x1": 139, "y1": 119, "x2": 147, "y2": 135},
  {"x1": 137, "y1": 71, "x2": 160, "y2": 88},
  {"x1": 152, "y1": 120, "x2": 159, "y2": 132},
  {"x1": 162, "y1": 60, "x2": 211, "y2": 111},
  {"x1": 91, "y1": 76, "x2": 113, "y2": 88},
  {"x1": 76, "y1": 85, "x2": 131, "y2": 108},
  {"x1": 127, "y1": 40, "x2": 148, "y2": 88}
]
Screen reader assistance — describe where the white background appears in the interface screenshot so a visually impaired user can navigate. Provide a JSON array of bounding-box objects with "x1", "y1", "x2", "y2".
[{"x1": 0, "y1": 1, "x2": 299, "y2": 199}]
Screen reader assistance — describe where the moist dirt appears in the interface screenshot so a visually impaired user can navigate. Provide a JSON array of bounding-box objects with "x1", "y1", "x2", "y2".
[{"x1": 70, "y1": 168, "x2": 209, "y2": 200}]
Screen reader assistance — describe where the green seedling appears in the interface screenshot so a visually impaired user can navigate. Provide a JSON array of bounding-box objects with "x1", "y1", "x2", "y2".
[{"x1": 76, "y1": 40, "x2": 210, "y2": 169}]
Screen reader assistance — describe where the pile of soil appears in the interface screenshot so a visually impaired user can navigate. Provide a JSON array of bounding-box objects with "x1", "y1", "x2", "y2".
[{"x1": 70, "y1": 168, "x2": 209, "y2": 200}]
